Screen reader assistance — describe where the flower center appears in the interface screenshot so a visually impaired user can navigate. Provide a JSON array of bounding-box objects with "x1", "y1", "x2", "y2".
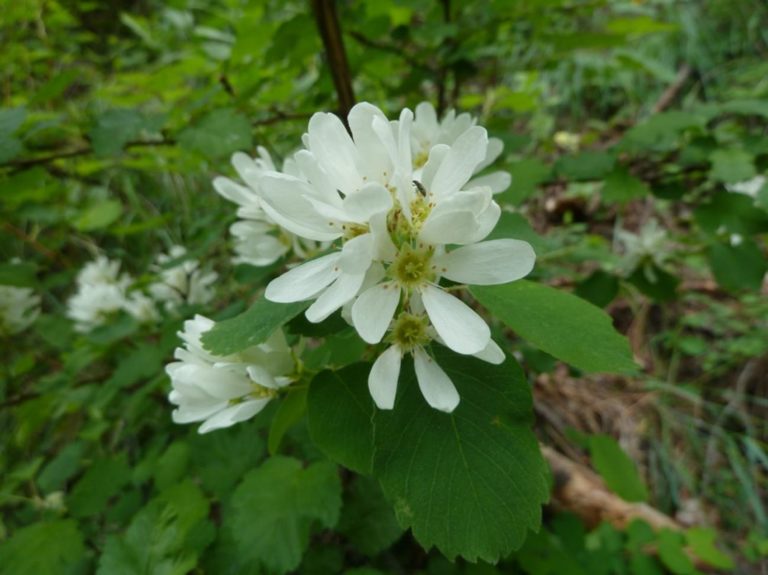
[
  {"x1": 391, "y1": 244, "x2": 434, "y2": 288},
  {"x1": 390, "y1": 312, "x2": 430, "y2": 352}
]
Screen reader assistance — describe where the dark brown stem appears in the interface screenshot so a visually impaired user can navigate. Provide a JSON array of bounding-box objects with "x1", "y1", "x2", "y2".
[{"x1": 310, "y1": 0, "x2": 356, "y2": 124}]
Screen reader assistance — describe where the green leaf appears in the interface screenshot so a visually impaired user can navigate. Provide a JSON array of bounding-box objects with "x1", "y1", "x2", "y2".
[
  {"x1": 686, "y1": 527, "x2": 734, "y2": 570},
  {"x1": 338, "y1": 476, "x2": 404, "y2": 557},
  {"x1": 501, "y1": 159, "x2": 551, "y2": 204},
  {"x1": 268, "y1": 387, "x2": 308, "y2": 455},
  {"x1": 0, "y1": 262, "x2": 37, "y2": 287},
  {"x1": 0, "y1": 520, "x2": 85, "y2": 575},
  {"x1": 0, "y1": 107, "x2": 26, "y2": 135},
  {"x1": 601, "y1": 167, "x2": 649, "y2": 203},
  {"x1": 68, "y1": 457, "x2": 131, "y2": 517},
  {"x1": 307, "y1": 363, "x2": 375, "y2": 474},
  {"x1": 574, "y1": 270, "x2": 619, "y2": 308},
  {"x1": 628, "y1": 264, "x2": 680, "y2": 302},
  {"x1": 37, "y1": 441, "x2": 85, "y2": 493},
  {"x1": 708, "y1": 240, "x2": 767, "y2": 292},
  {"x1": 471, "y1": 281, "x2": 636, "y2": 374},
  {"x1": 694, "y1": 191, "x2": 768, "y2": 235},
  {"x1": 73, "y1": 199, "x2": 123, "y2": 231},
  {"x1": 709, "y1": 149, "x2": 756, "y2": 183},
  {"x1": 89, "y1": 109, "x2": 161, "y2": 156},
  {"x1": 373, "y1": 350, "x2": 548, "y2": 563},
  {"x1": 555, "y1": 151, "x2": 615, "y2": 181},
  {"x1": 588, "y1": 434, "x2": 648, "y2": 502},
  {"x1": 485, "y1": 212, "x2": 546, "y2": 253},
  {"x1": 657, "y1": 529, "x2": 695, "y2": 574},
  {"x1": 178, "y1": 108, "x2": 253, "y2": 159},
  {"x1": 229, "y1": 456, "x2": 342, "y2": 573},
  {"x1": 201, "y1": 298, "x2": 309, "y2": 356}
]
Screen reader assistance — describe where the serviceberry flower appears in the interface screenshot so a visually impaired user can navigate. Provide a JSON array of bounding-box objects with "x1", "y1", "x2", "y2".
[
  {"x1": 615, "y1": 219, "x2": 670, "y2": 282},
  {"x1": 0, "y1": 284, "x2": 40, "y2": 336},
  {"x1": 214, "y1": 147, "x2": 326, "y2": 266},
  {"x1": 149, "y1": 245, "x2": 217, "y2": 311},
  {"x1": 67, "y1": 256, "x2": 134, "y2": 332},
  {"x1": 166, "y1": 315, "x2": 295, "y2": 433}
]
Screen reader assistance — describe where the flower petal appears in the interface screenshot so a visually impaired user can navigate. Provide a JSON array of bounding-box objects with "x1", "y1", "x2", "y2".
[
  {"x1": 475, "y1": 137, "x2": 504, "y2": 172},
  {"x1": 348, "y1": 103, "x2": 391, "y2": 181},
  {"x1": 419, "y1": 144, "x2": 450, "y2": 191},
  {"x1": 420, "y1": 284, "x2": 490, "y2": 355},
  {"x1": 473, "y1": 338, "x2": 505, "y2": 365},
  {"x1": 433, "y1": 239, "x2": 536, "y2": 285},
  {"x1": 231, "y1": 152, "x2": 264, "y2": 190},
  {"x1": 339, "y1": 232, "x2": 375, "y2": 274},
  {"x1": 467, "y1": 171, "x2": 511, "y2": 194},
  {"x1": 265, "y1": 253, "x2": 341, "y2": 302},
  {"x1": 342, "y1": 182, "x2": 393, "y2": 223},
  {"x1": 198, "y1": 399, "x2": 270, "y2": 433},
  {"x1": 307, "y1": 112, "x2": 363, "y2": 195},
  {"x1": 352, "y1": 281, "x2": 400, "y2": 343},
  {"x1": 213, "y1": 176, "x2": 258, "y2": 207},
  {"x1": 429, "y1": 126, "x2": 488, "y2": 198},
  {"x1": 368, "y1": 345, "x2": 402, "y2": 409},
  {"x1": 413, "y1": 347, "x2": 460, "y2": 412},
  {"x1": 305, "y1": 271, "x2": 366, "y2": 323}
]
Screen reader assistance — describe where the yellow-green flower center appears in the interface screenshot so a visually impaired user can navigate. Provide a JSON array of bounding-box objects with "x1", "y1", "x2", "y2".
[
  {"x1": 390, "y1": 312, "x2": 430, "y2": 352},
  {"x1": 391, "y1": 244, "x2": 434, "y2": 288}
]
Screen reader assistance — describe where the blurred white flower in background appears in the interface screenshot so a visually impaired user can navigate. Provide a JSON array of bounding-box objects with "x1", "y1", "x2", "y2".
[
  {"x1": 726, "y1": 175, "x2": 766, "y2": 200},
  {"x1": 0, "y1": 285, "x2": 40, "y2": 335},
  {"x1": 213, "y1": 147, "x2": 326, "y2": 266},
  {"x1": 67, "y1": 256, "x2": 134, "y2": 332},
  {"x1": 166, "y1": 314, "x2": 295, "y2": 433},
  {"x1": 615, "y1": 219, "x2": 670, "y2": 282},
  {"x1": 149, "y1": 245, "x2": 217, "y2": 311}
]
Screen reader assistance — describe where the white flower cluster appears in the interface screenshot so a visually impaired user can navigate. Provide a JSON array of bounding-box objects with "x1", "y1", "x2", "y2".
[
  {"x1": 0, "y1": 284, "x2": 40, "y2": 336},
  {"x1": 615, "y1": 219, "x2": 670, "y2": 282},
  {"x1": 166, "y1": 315, "x2": 294, "y2": 433},
  {"x1": 67, "y1": 247, "x2": 217, "y2": 332},
  {"x1": 216, "y1": 102, "x2": 535, "y2": 414}
]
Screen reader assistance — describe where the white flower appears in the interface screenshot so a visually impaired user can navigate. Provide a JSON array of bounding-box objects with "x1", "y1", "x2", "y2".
[
  {"x1": 411, "y1": 101, "x2": 510, "y2": 193},
  {"x1": 615, "y1": 219, "x2": 670, "y2": 280},
  {"x1": 123, "y1": 290, "x2": 159, "y2": 323},
  {"x1": 366, "y1": 309, "x2": 506, "y2": 413},
  {"x1": 0, "y1": 285, "x2": 40, "y2": 335},
  {"x1": 254, "y1": 102, "x2": 534, "y2": 412},
  {"x1": 166, "y1": 314, "x2": 294, "y2": 433},
  {"x1": 726, "y1": 175, "x2": 766, "y2": 199},
  {"x1": 67, "y1": 256, "x2": 133, "y2": 332},
  {"x1": 148, "y1": 246, "x2": 217, "y2": 311},
  {"x1": 213, "y1": 147, "x2": 326, "y2": 266}
]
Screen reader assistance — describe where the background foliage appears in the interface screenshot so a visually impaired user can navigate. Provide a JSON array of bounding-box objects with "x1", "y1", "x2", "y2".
[{"x1": 1, "y1": 0, "x2": 767, "y2": 573}]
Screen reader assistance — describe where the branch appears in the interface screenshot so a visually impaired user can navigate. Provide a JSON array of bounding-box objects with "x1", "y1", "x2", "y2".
[
  {"x1": 346, "y1": 30, "x2": 432, "y2": 72},
  {"x1": 310, "y1": 0, "x2": 356, "y2": 123}
]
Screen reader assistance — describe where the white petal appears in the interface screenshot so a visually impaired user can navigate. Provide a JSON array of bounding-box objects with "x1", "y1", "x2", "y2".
[
  {"x1": 420, "y1": 144, "x2": 450, "y2": 191},
  {"x1": 413, "y1": 347, "x2": 460, "y2": 413},
  {"x1": 307, "y1": 112, "x2": 363, "y2": 195},
  {"x1": 348, "y1": 103, "x2": 392, "y2": 180},
  {"x1": 351, "y1": 282, "x2": 400, "y2": 343},
  {"x1": 467, "y1": 171, "x2": 511, "y2": 194},
  {"x1": 420, "y1": 284, "x2": 490, "y2": 355},
  {"x1": 171, "y1": 401, "x2": 227, "y2": 424},
  {"x1": 213, "y1": 176, "x2": 258, "y2": 207},
  {"x1": 473, "y1": 338, "x2": 505, "y2": 365},
  {"x1": 198, "y1": 399, "x2": 270, "y2": 433},
  {"x1": 368, "y1": 345, "x2": 402, "y2": 410},
  {"x1": 418, "y1": 210, "x2": 480, "y2": 245},
  {"x1": 265, "y1": 253, "x2": 341, "y2": 302},
  {"x1": 259, "y1": 174, "x2": 341, "y2": 241},
  {"x1": 231, "y1": 152, "x2": 264, "y2": 190},
  {"x1": 465, "y1": 199, "x2": 501, "y2": 243},
  {"x1": 246, "y1": 365, "x2": 277, "y2": 388},
  {"x1": 370, "y1": 212, "x2": 397, "y2": 261},
  {"x1": 433, "y1": 239, "x2": 536, "y2": 285},
  {"x1": 396, "y1": 108, "x2": 414, "y2": 179},
  {"x1": 342, "y1": 182, "x2": 393, "y2": 223},
  {"x1": 305, "y1": 271, "x2": 366, "y2": 323},
  {"x1": 340, "y1": 233, "x2": 375, "y2": 274},
  {"x1": 429, "y1": 126, "x2": 488, "y2": 197},
  {"x1": 475, "y1": 137, "x2": 504, "y2": 172},
  {"x1": 292, "y1": 150, "x2": 344, "y2": 206}
]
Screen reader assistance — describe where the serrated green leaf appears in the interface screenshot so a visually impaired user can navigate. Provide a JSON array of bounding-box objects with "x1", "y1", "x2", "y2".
[
  {"x1": 708, "y1": 240, "x2": 767, "y2": 292},
  {"x1": 89, "y1": 108, "x2": 161, "y2": 156},
  {"x1": 373, "y1": 350, "x2": 548, "y2": 563},
  {"x1": 686, "y1": 527, "x2": 734, "y2": 569},
  {"x1": 588, "y1": 434, "x2": 648, "y2": 502},
  {"x1": 268, "y1": 387, "x2": 308, "y2": 455},
  {"x1": 68, "y1": 457, "x2": 131, "y2": 517},
  {"x1": 556, "y1": 151, "x2": 615, "y2": 181},
  {"x1": 229, "y1": 456, "x2": 342, "y2": 573},
  {"x1": 308, "y1": 363, "x2": 375, "y2": 474},
  {"x1": 694, "y1": 191, "x2": 768, "y2": 235},
  {"x1": 73, "y1": 199, "x2": 123, "y2": 231},
  {"x1": 178, "y1": 108, "x2": 253, "y2": 159},
  {"x1": 0, "y1": 520, "x2": 84, "y2": 575},
  {"x1": 657, "y1": 529, "x2": 695, "y2": 574},
  {"x1": 471, "y1": 281, "x2": 636, "y2": 374},
  {"x1": 601, "y1": 167, "x2": 649, "y2": 203},
  {"x1": 709, "y1": 149, "x2": 756, "y2": 183},
  {"x1": 201, "y1": 298, "x2": 308, "y2": 356},
  {"x1": 338, "y1": 476, "x2": 404, "y2": 557}
]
